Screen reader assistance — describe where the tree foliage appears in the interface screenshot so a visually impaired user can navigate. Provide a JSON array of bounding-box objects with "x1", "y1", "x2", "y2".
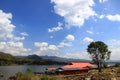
[{"x1": 87, "y1": 41, "x2": 111, "y2": 72}]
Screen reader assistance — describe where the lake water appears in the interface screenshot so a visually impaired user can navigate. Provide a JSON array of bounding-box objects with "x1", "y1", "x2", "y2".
[{"x1": 0, "y1": 65, "x2": 63, "y2": 80}]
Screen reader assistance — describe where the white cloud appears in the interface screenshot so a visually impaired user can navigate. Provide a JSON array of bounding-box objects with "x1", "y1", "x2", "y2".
[
  {"x1": 14, "y1": 37, "x2": 25, "y2": 41},
  {"x1": 110, "y1": 48, "x2": 120, "y2": 60},
  {"x1": 108, "y1": 39, "x2": 120, "y2": 48},
  {"x1": 0, "y1": 10, "x2": 31, "y2": 56},
  {"x1": 34, "y1": 34, "x2": 75, "y2": 56},
  {"x1": 48, "y1": 45, "x2": 58, "y2": 50},
  {"x1": 34, "y1": 42, "x2": 59, "y2": 56},
  {"x1": 20, "y1": 32, "x2": 29, "y2": 36},
  {"x1": 83, "y1": 37, "x2": 94, "y2": 43},
  {"x1": 48, "y1": 22, "x2": 63, "y2": 32},
  {"x1": 34, "y1": 42, "x2": 58, "y2": 51},
  {"x1": 0, "y1": 10, "x2": 28, "y2": 41},
  {"x1": 63, "y1": 52, "x2": 90, "y2": 59},
  {"x1": 0, "y1": 41, "x2": 31, "y2": 56},
  {"x1": 107, "y1": 40, "x2": 120, "y2": 60},
  {"x1": 58, "y1": 42, "x2": 72, "y2": 48},
  {"x1": 51, "y1": 0, "x2": 96, "y2": 28},
  {"x1": 34, "y1": 42, "x2": 49, "y2": 51},
  {"x1": 99, "y1": 15, "x2": 105, "y2": 19},
  {"x1": 65, "y1": 34, "x2": 75, "y2": 41},
  {"x1": 34, "y1": 34, "x2": 75, "y2": 55},
  {"x1": 86, "y1": 30, "x2": 93, "y2": 34},
  {"x1": 106, "y1": 14, "x2": 120, "y2": 22},
  {"x1": 58, "y1": 34, "x2": 75, "y2": 48},
  {"x1": 99, "y1": 0, "x2": 108, "y2": 3},
  {"x1": 0, "y1": 10, "x2": 15, "y2": 40},
  {"x1": 34, "y1": 42, "x2": 48, "y2": 48}
]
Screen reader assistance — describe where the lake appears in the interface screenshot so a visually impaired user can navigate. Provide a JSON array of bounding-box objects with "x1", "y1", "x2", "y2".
[{"x1": 0, "y1": 65, "x2": 63, "y2": 80}]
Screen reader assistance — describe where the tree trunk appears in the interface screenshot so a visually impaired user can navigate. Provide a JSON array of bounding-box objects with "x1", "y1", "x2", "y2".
[
  {"x1": 98, "y1": 67, "x2": 101, "y2": 72},
  {"x1": 98, "y1": 61, "x2": 102, "y2": 72}
]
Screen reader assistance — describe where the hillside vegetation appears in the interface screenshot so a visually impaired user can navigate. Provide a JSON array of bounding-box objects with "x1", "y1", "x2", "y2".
[{"x1": 0, "y1": 52, "x2": 66, "y2": 66}]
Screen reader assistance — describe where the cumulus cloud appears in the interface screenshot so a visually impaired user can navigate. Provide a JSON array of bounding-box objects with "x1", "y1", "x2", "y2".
[
  {"x1": 83, "y1": 37, "x2": 94, "y2": 43},
  {"x1": 58, "y1": 34, "x2": 75, "y2": 48},
  {"x1": 34, "y1": 42, "x2": 59, "y2": 55},
  {"x1": 86, "y1": 30, "x2": 93, "y2": 34},
  {"x1": 14, "y1": 37, "x2": 25, "y2": 41},
  {"x1": 63, "y1": 52, "x2": 90, "y2": 59},
  {"x1": 0, "y1": 10, "x2": 28, "y2": 41},
  {"x1": 0, "y1": 10, "x2": 15, "y2": 40},
  {"x1": 0, "y1": 10, "x2": 31, "y2": 55},
  {"x1": 34, "y1": 34, "x2": 75, "y2": 55},
  {"x1": 34, "y1": 42, "x2": 58, "y2": 51},
  {"x1": 20, "y1": 32, "x2": 29, "y2": 36},
  {"x1": 48, "y1": 45, "x2": 58, "y2": 50},
  {"x1": 34, "y1": 42, "x2": 48, "y2": 51},
  {"x1": 106, "y1": 14, "x2": 120, "y2": 22},
  {"x1": 110, "y1": 48, "x2": 120, "y2": 60},
  {"x1": 65, "y1": 34, "x2": 75, "y2": 41},
  {"x1": 99, "y1": 15, "x2": 105, "y2": 19},
  {"x1": 58, "y1": 42, "x2": 72, "y2": 48},
  {"x1": 34, "y1": 42, "x2": 48, "y2": 48},
  {"x1": 0, "y1": 41, "x2": 31, "y2": 56},
  {"x1": 107, "y1": 40, "x2": 120, "y2": 60},
  {"x1": 99, "y1": 0, "x2": 108, "y2": 3},
  {"x1": 51, "y1": 0, "x2": 96, "y2": 28},
  {"x1": 48, "y1": 22, "x2": 63, "y2": 32}
]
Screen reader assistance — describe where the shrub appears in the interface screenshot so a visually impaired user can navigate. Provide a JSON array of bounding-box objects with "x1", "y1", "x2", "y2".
[
  {"x1": 26, "y1": 68, "x2": 33, "y2": 74},
  {"x1": 114, "y1": 63, "x2": 120, "y2": 67}
]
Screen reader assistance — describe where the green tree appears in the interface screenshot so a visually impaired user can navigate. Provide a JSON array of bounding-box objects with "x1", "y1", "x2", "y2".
[{"x1": 87, "y1": 41, "x2": 111, "y2": 72}]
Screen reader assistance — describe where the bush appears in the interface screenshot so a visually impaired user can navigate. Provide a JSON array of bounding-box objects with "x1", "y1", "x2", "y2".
[
  {"x1": 103, "y1": 62, "x2": 108, "y2": 68},
  {"x1": 114, "y1": 63, "x2": 120, "y2": 67},
  {"x1": 26, "y1": 68, "x2": 33, "y2": 74}
]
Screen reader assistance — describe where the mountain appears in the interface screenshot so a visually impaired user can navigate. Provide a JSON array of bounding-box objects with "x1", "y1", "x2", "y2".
[
  {"x1": 26, "y1": 55, "x2": 42, "y2": 60},
  {"x1": 0, "y1": 52, "x2": 17, "y2": 65},
  {"x1": 40, "y1": 55, "x2": 90, "y2": 62},
  {"x1": 0, "y1": 52, "x2": 67, "y2": 65},
  {"x1": 16, "y1": 55, "x2": 42, "y2": 60},
  {"x1": 20, "y1": 55, "x2": 90, "y2": 63},
  {"x1": 0, "y1": 52, "x2": 16, "y2": 60},
  {"x1": 107, "y1": 60, "x2": 120, "y2": 63}
]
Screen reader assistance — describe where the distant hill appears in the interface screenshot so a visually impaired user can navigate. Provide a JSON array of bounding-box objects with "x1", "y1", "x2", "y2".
[
  {"x1": 0, "y1": 52, "x2": 16, "y2": 65},
  {"x1": 16, "y1": 55, "x2": 90, "y2": 63},
  {"x1": 40, "y1": 55, "x2": 90, "y2": 62},
  {"x1": 0, "y1": 52, "x2": 66, "y2": 65},
  {"x1": 0, "y1": 52, "x2": 16, "y2": 60},
  {"x1": 26, "y1": 55, "x2": 42, "y2": 60}
]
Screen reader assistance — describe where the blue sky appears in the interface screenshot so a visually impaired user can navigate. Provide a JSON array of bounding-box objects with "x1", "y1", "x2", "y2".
[{"x1": 0, "y1": 0, "x2": 120, "y2": 60}]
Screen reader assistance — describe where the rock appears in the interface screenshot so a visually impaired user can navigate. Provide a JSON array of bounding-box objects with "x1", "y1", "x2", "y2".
[
  {"x1": 0, "y1": 73, "x2": 3, "y2": 77},
  {"x1": 85, "y1": 77, "x2": 91, "y2": 80},
  {"x1": 111, "y1": 77, "x2": 116, "y2": 80}
]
